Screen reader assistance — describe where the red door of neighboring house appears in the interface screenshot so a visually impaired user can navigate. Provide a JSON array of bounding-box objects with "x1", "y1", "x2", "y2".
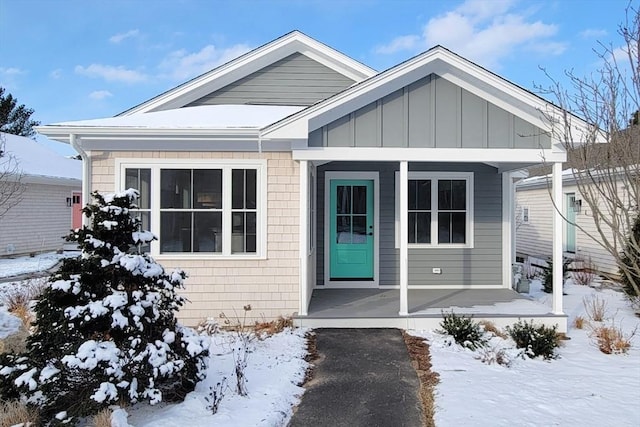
[{"x1": 72, "y1": 191, "x2": 83, "y2": 229}]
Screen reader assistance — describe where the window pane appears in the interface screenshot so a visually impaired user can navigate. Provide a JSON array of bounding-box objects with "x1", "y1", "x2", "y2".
[
  {"x1": 336, "y1": 215, "x2": 351, "y2": 243},
  {"x1": 246, "y1": 169, "x2": 257, "y2": 210},
  {"x1": 451, "y1": 212, "x2": 466, "y2": 243},
  {"x1": 231, "y1": 212, "x2": 256, "y2": 253},
  {"x1": 408, "y1": 212, "x2": 416, "y2": 244},
  {"x1": 451, "y1": 180, "x2": 466, "y2": 210},
  {"x1": 352, "y1": 186, "x2": 366, "y2": 214},
  {"x1": 438, "y1": 180, "x2": 452, "y2": 210},
  {"x1": 133, "y1": 211, "x2": 151, "y2": 253},
  {"x1": 416, "y1": 180, "x2": 431, "y2": 210},
  {"x1": 232, "y1": 169, "x2": 244, "y2": 209},
  {"x1": 352, "y1": 215, "x2": 366, "y2": 243},
  {"x1": 194, "y1": 212, "x2": 222, "y2": 252},
  {"x1": 408, "y1": 180, "x2": 417, "y2": 210},
  {"x1": 194, "y1": 169, "x2": 222, "y2": 209},
  {"x1": 337, "y1": 186, "x2": 351, "y2": 214},
  {"x1": 125, "y1": 169, "x2": 151, "y2": 209},
  {"x1": 416, "y1": 212, "x2": 431, "y2": 243},
  {"x1": 438, "y1": 212, "x2": 451, "y2": 244},
  {"x1": 160, "y1": 212, "x2": 192, "y2": 252},
  {"x1": 161, "y1": 169, "x2": 191, "y2": 209},
  {"x1": 246, "y1": 212, "x2": 257, "y2": 253}
]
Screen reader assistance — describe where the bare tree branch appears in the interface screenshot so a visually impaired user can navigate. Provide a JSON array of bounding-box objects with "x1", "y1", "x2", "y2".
[
  {"x1": 0, "y1": 133, "x2": 25, "y2": 218},
  {"x1": 536, "y1": 5, "x2": 640, "y2": 297}
]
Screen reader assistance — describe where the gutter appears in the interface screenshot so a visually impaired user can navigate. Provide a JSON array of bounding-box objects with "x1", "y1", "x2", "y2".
[{"x1": 70, "y1": 134, "x2": 91, "y2": 227}]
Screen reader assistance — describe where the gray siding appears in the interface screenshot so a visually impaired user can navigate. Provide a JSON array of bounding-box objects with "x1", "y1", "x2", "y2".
[
  {"x1": 187, "y1": 53, "x2": 356, "y2": 107},
  {"x1": 316, "y1": 162, "x2": 502, "y2": 287},
  {"x1": 313, "y1": 74, "x2": 551, "y2": 149}
]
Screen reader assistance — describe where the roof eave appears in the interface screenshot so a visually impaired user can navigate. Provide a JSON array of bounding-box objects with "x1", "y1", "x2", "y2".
[{"x1": 36, "y1": 125, "x2": 261, "y2": 143}]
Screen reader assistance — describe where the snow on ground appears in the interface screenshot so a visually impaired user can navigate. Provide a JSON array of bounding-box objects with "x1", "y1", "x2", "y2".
[
  {"x1": 0, "y1": 251, "x2": 78, "y2": 279},
  {"x1": 122, "y1": 328, "x2": 308, "y2": 427},
  {"x1": 411, "y1": 279, "x2": 640, "y2": 427},
  {"x1": 0, "y1": 310, "x2": 21, "y2": 339}
]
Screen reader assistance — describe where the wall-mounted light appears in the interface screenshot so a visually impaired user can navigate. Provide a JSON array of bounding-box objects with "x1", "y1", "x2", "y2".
[{"x1": 66, "y1": 197, "x2": 72, "y2": 207}]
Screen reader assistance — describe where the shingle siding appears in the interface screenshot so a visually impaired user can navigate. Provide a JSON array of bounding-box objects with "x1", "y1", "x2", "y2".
[{"x1": 90, "y1": 150, "x2": 300, "y2": 326}]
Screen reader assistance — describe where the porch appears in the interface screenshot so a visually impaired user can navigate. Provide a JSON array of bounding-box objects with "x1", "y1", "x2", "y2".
[{"x1": 294, "y1": 288, "x2": 567, "y2": 331}]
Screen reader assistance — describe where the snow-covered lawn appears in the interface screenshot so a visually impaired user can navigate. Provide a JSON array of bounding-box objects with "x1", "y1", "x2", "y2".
[
  {"x1": 411, "y1": 279, "x2": 640, "y2": 427},
  {"x1": 118, "y1": 328, "x2": 308, "y2": 427},
  {"x1": 0, "y1": 251, "x2": 78, "y2": 279}
]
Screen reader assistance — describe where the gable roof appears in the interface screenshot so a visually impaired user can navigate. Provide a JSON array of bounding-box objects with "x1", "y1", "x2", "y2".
[
  {"x1": 261, "y1": 45, "x2": 594, "y2": 143},
  {"x1": 121, "y1": 30, "x2": 377, "y2": 116},
  {"x1": 1, "y1": 132, "x2": 81, "y2": 183}
]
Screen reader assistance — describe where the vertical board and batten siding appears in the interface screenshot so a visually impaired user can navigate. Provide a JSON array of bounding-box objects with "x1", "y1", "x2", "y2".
[
  {"x1": 90, "y1": 151, "x2": 300, "y2": 327},
  {"x1": 0, "y1": 183, "x2": 79, "y2": 256},
  {"x1": 316, "y1": 162, "x2": 502, "y2": 287},
  {"x1": 516, "y1": 183, "x2": 619, "y2": 275},
  {"x1": 309, "y1": 74, "x2": 551, "y2": 149},
  {"x1": 187, "y1": 53, "x2": 356, "y2": 107}
]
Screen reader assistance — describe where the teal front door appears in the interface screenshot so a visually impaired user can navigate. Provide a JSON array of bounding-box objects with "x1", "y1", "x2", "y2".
[{"x1": 329, "y1": 179, "x2": 374, "y2": 280}]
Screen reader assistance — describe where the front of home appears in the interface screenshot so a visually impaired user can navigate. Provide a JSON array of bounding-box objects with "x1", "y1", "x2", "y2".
[{"x1": 38, "y1": 32, "x2": 590, "y2": 332}]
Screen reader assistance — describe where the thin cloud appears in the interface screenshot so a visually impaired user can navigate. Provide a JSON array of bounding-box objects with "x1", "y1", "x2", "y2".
[
  {"x1": 580, "y1": 29, "x2": 607, "y2": 39},
  {"x1": 375, "y1": 0, "x2": 565, "y2": 69},
  {"x1": 158, "y1": 43, "x2": 252, "y2": 81},
  {"x1": 75, "y1": 64, "x2": 149, "y2": 84},
  {"x1": 89, "y1": 90, "x2": 113, "y2": 100},
  {"x1": 0, "y1": 67, "x2": 25, "y2": 77},
  {"x1": 50, "y1": 69, "x2": 62, "y2": 79},
  {"x1": 109, "y1": 29, "x2": 140, "y2": 44}
]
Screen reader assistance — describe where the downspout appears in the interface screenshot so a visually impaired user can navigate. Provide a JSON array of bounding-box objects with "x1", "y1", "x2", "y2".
[{"x1": 69, "y1": 134, "x2": 91, "y2": 227}]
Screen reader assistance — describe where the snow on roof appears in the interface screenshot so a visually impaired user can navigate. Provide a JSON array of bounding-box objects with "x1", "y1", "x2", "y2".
[
  {"x1": 49, "y1": 105, "x2": 306, "y2": 130},
  {"x1": 1, "y1": 132, "x2": 81, "y2": 181}
]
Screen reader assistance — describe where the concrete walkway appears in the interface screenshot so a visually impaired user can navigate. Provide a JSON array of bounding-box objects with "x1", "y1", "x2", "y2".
[{"x1": 289, "y1": 329, "x2": 423, "y2": 427}]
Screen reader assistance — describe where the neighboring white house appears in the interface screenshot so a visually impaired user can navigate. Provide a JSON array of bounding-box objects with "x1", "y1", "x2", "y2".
[
  {"x1": 516, "y1": 170, "x2": 619, "y2": 276},
  {"x1": 38, "y1": 31, "x2": 594, "y2": 332},
  {"x1": 0, "y1": 132, "x2": 82, "y2": 257}
]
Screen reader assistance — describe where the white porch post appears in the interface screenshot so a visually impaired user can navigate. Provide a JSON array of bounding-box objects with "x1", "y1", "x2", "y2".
[
  {"x1": 502, "y1": 172, "x2": 513, "y2": 289},
  {"x1": 552, "y1": 161, "x2": 564, "y2": 314},
  {"x1": 399, "y1": 161, "x2": 409, "y2": 316},
  {"x1": 299, "y1": 160, "x2": 309, "y2": 316}
]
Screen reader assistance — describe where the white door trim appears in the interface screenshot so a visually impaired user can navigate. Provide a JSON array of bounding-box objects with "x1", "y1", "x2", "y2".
[{"x1": 323, "y1": 171, "x2": 380, "y2": 288}]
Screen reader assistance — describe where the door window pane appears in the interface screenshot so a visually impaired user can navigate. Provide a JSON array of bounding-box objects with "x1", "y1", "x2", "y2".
[
  {"x1": 352, "y1": 186, "x2": 367, "y2": 214},
  {"x1": 336, "y1": 215, "x2": 351, "y2": 243},
  {"x1": 337, "y1": 186, "x2": 351, "y2": 214}
]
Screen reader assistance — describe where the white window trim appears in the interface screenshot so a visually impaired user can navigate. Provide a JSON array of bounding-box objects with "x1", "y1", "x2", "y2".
[
  {"x1": 394, "y1": 171, "x2": 474, "y2": 249},
  {"x1": 115, "y1": 158, "x2": 267, "y2": 260},
  {"x1": 521, "y1": 206, "x2": 530, "y2": 224}
]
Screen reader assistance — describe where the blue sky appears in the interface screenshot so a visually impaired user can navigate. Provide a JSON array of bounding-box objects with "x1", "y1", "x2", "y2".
[{"x1": 0, "y1": 0, "x2": 630, "y2": 155}]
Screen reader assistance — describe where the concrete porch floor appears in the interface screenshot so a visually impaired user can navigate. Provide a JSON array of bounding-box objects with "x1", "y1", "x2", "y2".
[{"x1": 295, "y1": 288, "x2": 568, "y2": 331}]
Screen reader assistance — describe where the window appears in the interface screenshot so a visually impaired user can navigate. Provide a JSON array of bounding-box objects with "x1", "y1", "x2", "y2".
[
  {"x1": 521, "y1": 206, "x2": 530, "y2": 224},
  {"x1": 395, "y1": 172, "x2": 473, "y2": 247},
  {"x1": 125, "y1": 168, "x2": 151, "y2": 252},
  {"x1": 120, "y1": 160, "x2": 265, "y2": 258}
]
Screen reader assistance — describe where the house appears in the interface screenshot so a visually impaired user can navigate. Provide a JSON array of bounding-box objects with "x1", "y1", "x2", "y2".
[
  {"x1": 37, "y1": 31, "x2": 593, "y2": 332},
  {"x1": 0, "y1": 132, "x2": 82, "y2": 257},
  {"x1": 516, "y1": 169, "x2": 621, "y2": 277}
]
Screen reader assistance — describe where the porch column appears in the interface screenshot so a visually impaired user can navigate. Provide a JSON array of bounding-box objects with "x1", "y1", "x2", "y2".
[
  {"x1": 399, "y1": 161, "x2": 409, "y2": 316},
  {"x1": 502, "y1": 172, "x2": 513, "y2": 289},
  {"x1": 552, "y1": 161, "x2": 563, "y2": 314},
  {"x1": 299, "y1": 160, "x2": 309, "y2": 316}
]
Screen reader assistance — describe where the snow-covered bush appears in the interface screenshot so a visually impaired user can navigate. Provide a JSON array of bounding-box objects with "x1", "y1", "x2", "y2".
[
  {"x1": 0, "y1": 190, "x2": 208, "y2": 425},
  {"x1": 506, "y1": 320, "x2": 559, "y2": 360},
  {"x1": 438, "y1": 311, "x2": 487, "y2": 350}
]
